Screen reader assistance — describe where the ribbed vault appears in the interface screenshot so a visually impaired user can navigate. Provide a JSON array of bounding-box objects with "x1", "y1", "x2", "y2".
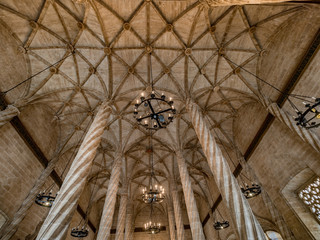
[{"x1": 0, "y1": 0, "x2": 319, "y2": 239}]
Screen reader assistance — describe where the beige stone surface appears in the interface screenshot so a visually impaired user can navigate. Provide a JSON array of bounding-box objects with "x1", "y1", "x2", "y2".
[{"x1": 0, "y1": 0, "x2": 319, "y2": 239}]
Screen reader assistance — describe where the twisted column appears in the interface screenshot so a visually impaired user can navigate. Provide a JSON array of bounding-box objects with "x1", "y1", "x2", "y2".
[
  {"x1": 167, "y1": 201, "x2": 177, "y2": 240},
  {"x1": 187, "y1": 99, "x2": 266, "y2": 240},
  {"x1": 97, "y1": 155, "x2": 123, "y2": 240},
  {"x1": 175, "y1": 150, "x2": 206, "y2": 240},
  {"x1": 36, "y1": 101, "x2": 112, "y2": 240},
  {"x1": 0, "y1": 105, "x2": 19, "y2": 128},
  {"x1": 260, "y1": 95, "x2": 320, "y2": 154},
  {"x1": 170, "y1": 180, "x2": 185, "y2": 240},
  {"x1": 124, "y1": 202, "x2": 134, "y2": 240},
  {"x1": 115, "y1": 193, "x2": 128, "y2": 240}
]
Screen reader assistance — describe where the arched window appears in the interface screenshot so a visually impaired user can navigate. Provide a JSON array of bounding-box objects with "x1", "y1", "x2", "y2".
[
  {"x1": 264, "y1": 231, "x2": 283, "y2": 240},
  {"x1": 298, "y1": 177, "x2": 320, "y2": 221},
  {"x1": 282, "y1": 168, "x2": 320, "y2": 238}
]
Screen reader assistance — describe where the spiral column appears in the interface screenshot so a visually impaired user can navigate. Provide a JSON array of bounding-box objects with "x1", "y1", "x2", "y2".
[
  {"x1": 175, "y1": 150, "x2": 206, "y2": 240},
  {"x1": 36, "y1": 101, "x2": 112, "y2": 240},
  {"x1": 187, "y1": 99, "x2": 266, "y2": 240},
  {"x1": 167, "y1": 201, "x2": 177, "y2": 240},
  {"x1": 0, "y1": 105, "x2": 19, "y2": 128},
  {"x1": 97, "y1": 155, "x2": 123, "y2": 240},
  {"x1": 124, "y1": 201, "x2": 134, "y2": 240},
  {"x1": 170, "y1": 179, "x2": 185, "y2": 240},
  {"x1": 115, "y1": 192, "x2": 128, "y2": 240}
]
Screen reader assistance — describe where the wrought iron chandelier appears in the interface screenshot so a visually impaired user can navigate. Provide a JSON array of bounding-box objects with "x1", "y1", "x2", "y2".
[
  {"x1": 144, "y1": 203, "x2": 161, "y2": 234},
  {"x1": 71, "y1": 226, "x2": 89, "y2": 238},
  {"x1": 142, "y1": 132, "x2": 165, "y2": 204},
  {"x1": 223, "y1": 56, "x2": 320, "y2": 129},
  {"x1": 214, "y1": 220, "x2": 230, "y2": 230},
  {"x1": 241, "y1": 183, "x2": 262, "y2": 199},
  {"x1": 134, "y1": 54, "x2": 176, "y2": 130},
  {"x1": 35, "y1": 190, "x2": 56, "y2": 207},
  {"x1": 294, "y1": 98, "x2": 320, "y2": 129}
]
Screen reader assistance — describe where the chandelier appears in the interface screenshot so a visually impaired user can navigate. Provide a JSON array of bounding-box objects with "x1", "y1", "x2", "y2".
[
  {"x1": 241, "y1": 183, "x2": 261, "y2": 199},
  {"x1": 134, "y1": 54, "x2": 176, "y2": 130},
  {"x1": 35, "y1": 190, "x2": 56, "y2": 207},
  {"x1": 142, "y1": 133, "x2": 165, "y2": 204},
  {"x1": 145, "y1": 221, "x2": 161, "y2": 234},
  {"x1": 223, "y1": 56, "x2": 320, "y2": 130},
  {"x1": 142, "y1": 183, "x2": 165, "y2": 204},
  {"x1": 213, "y1": 208, "x2": 229, "y2": 230},
  {"x1": 214, "y1": 220, "x2": 230, "y2": 230},
  {"x1": 144, "y1": 203, "x2": 161, "y2": 234},
  {"x1": 71, "y1": 226, "x2": 89, "y2": 238},
  {"x1": 294, "y1": 98, "x2": 320, "y2": 129}
]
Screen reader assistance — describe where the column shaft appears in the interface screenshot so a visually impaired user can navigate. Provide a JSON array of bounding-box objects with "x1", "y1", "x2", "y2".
[
  {"x1": 171, "y1": 189, "x2": 185, "y2": 240},
  {"x1": 187, "y1": 99, "x2": 266, "y2": 240},
  {"x1": 36, "y1": 101, "x2": 112, "y2": 240},
  {"x1": 175, "y1": 150, "x2": 206, "y2": 240},
  {"x1": 115, "y1": 194, "x2": 128, "y2": 240},
  {"x1": 97, "y1": 156, "x2": 122, "y2": 240},
  {"x1": 124, "y1": 202, "x2": 134, "y2": 240},
  {"x1": 167, "y1": 203, "x2": 176, "y2": 240}
]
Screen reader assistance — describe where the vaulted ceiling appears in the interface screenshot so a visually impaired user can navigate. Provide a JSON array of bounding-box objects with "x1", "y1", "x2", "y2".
[{"x1": 0, "y1": 0, "x2": 319, "y2": 234}]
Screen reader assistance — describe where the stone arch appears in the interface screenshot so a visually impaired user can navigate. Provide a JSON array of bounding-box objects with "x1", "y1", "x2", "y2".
[{"x1": 282, "y1": 167, "x2": 320, "y2": 239}]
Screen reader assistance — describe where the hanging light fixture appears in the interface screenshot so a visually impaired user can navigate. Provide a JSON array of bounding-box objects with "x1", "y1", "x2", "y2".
[
  {"x1": 223, "y1": 56, "x2": 320, "y2": 130},
  {"x1": 35, "y1": 189, "x2": 56, "y2": 207},
  {"x1": 134, "y1": 53, "x2": 176, "y2": 130},
  {"x1": 214, "y1": 221, "x2": 230, "y2": 230},
  {"x1": 241, "y1": 183, "x2": 262, "y2": 199},
  {"x1": 213, "y1": 208, "x2": 229, "y2": 230},
  {"x1": 142, "y1": 132, "x2": 165, "y2": 204},
  {"x1": 294, "y1": 97, "x2": 320, "y2": 129},
  {"x1": 212, "y1": 126, "x2": 262, "y2": 200},
  {"x1": 71, "y1": 226, "x2": 89, "y2": 238},
  {"x1": 144, "y1": 203, "x2": 161, "y2": 234}
]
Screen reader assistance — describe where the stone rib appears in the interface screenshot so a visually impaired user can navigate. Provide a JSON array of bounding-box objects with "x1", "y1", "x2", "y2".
[{"x1": 0, "y1": 105, "x2": 19, "y2": 128}]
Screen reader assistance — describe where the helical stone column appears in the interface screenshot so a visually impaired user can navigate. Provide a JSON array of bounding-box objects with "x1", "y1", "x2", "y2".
[
  {"x1": 97, "y1": 155, "x2": 123, "y2": 240},
  {"x1": 170, "y1": 179, "x2": 185, "y2": 240},
  {"x1": 187, "y1": 99, "x2": 266, "y2": 240},
  {"x1": 36, "y1": 101, "x2": 112, "y2": 240},
  {"x1": 115, "y1": 191, "x2": 128, "y2": 240},
  {"x1": 167, "y1": 201, "x2": 177, "y2": 240},
  {"x1": 124, "y1": 201, "x2": 134, "y2": 240},
  {"x1": 175, "y1": 149, "x2": 206, "y2": 240}
]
